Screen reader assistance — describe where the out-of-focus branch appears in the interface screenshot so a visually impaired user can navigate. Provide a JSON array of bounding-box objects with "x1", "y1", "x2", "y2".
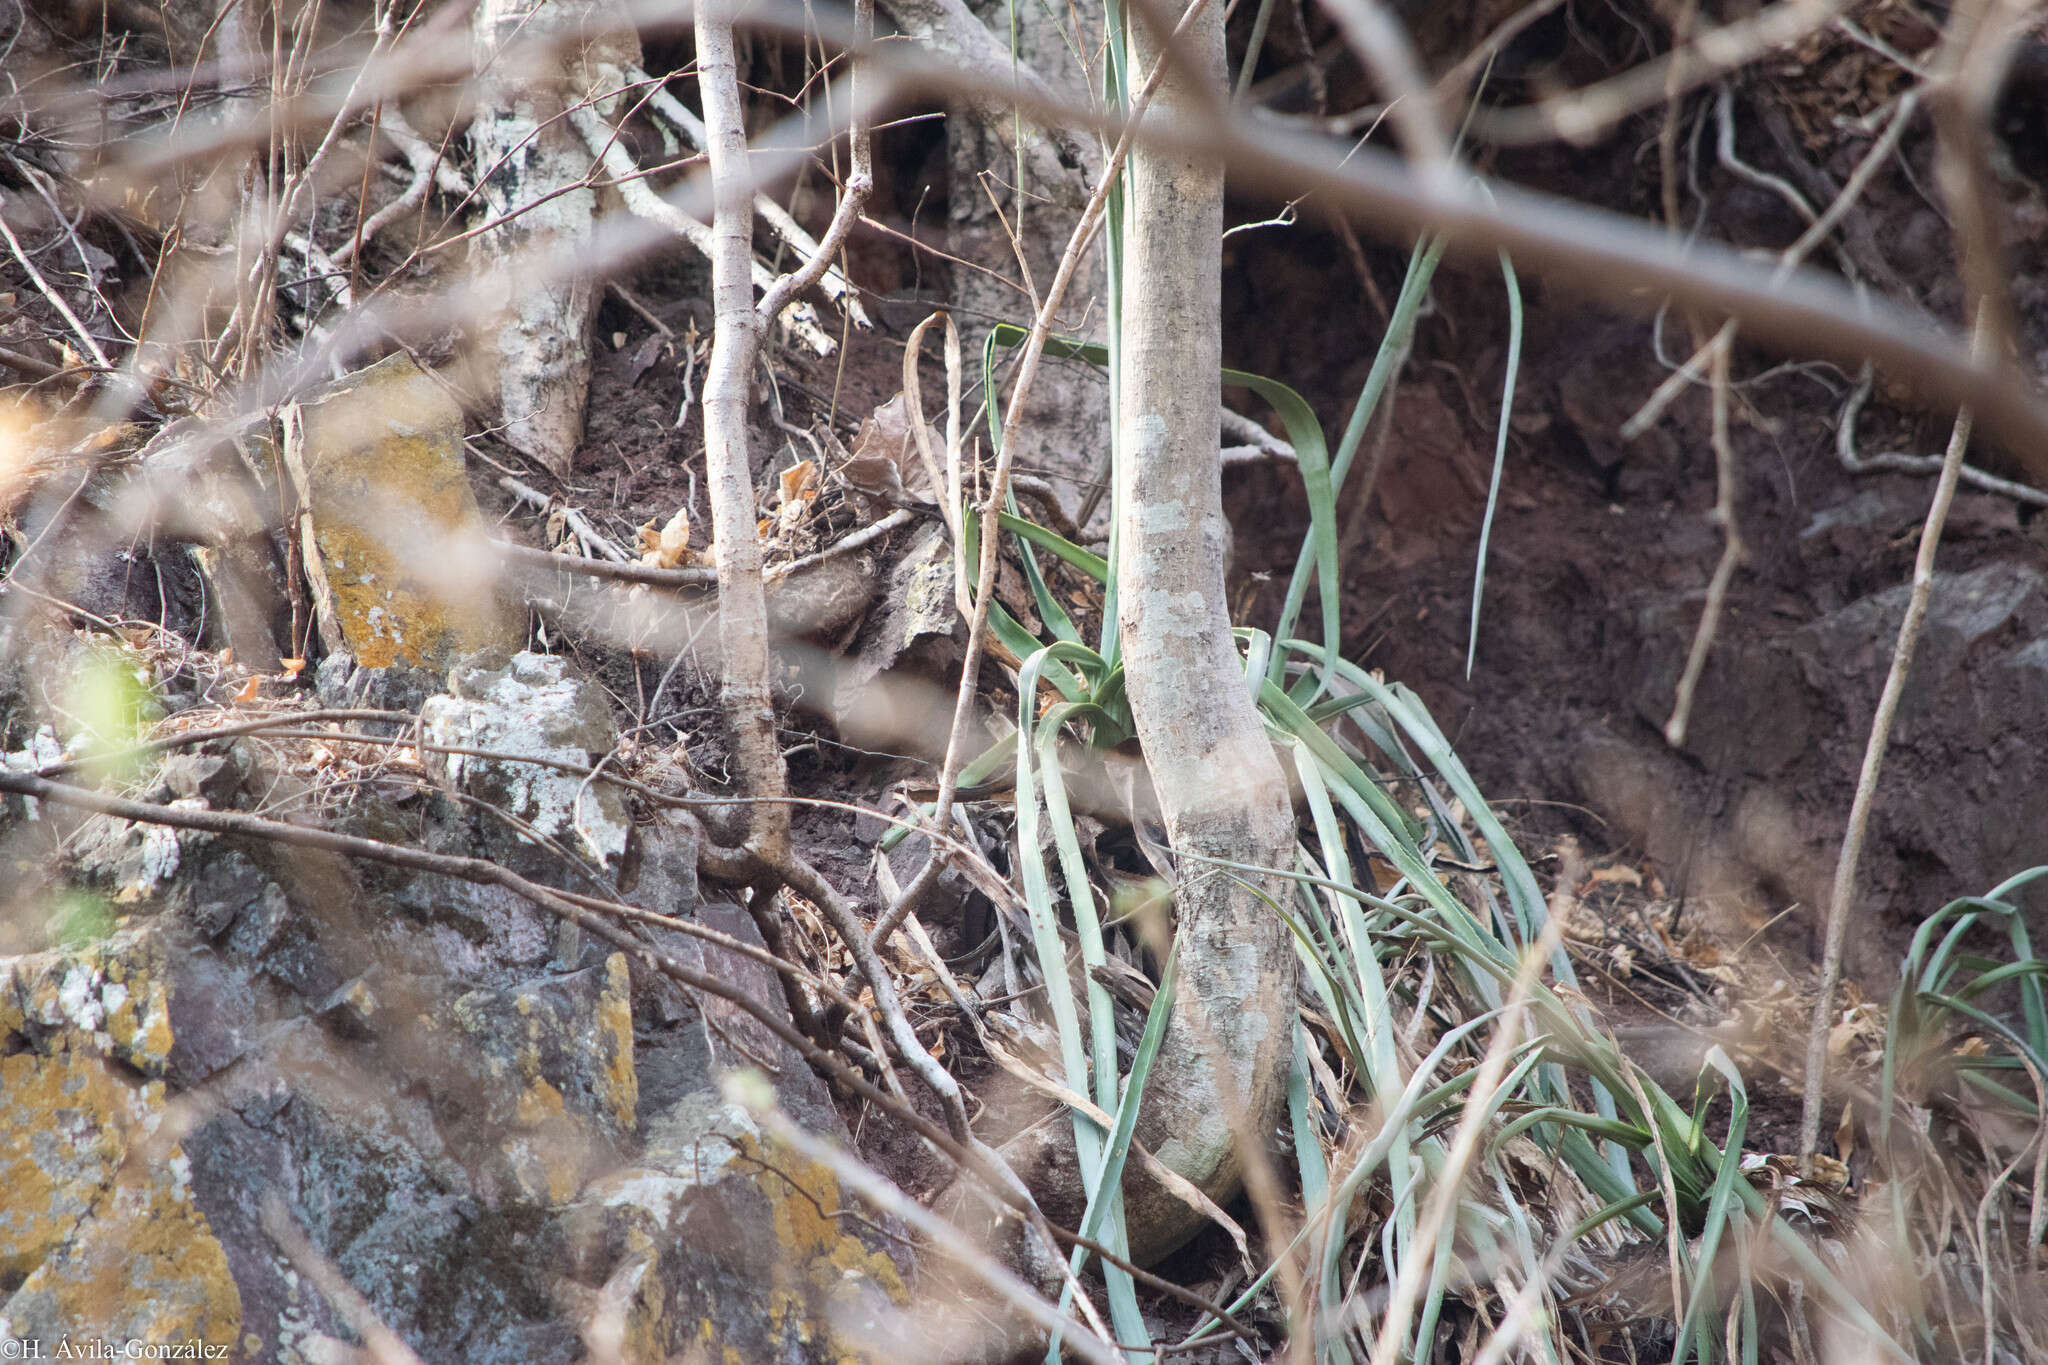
[
  {"x1": 1924, "y1": 0, "x2": 2031, "y2": 363},
  {"x1": 1475, "y1": 0, "x2": 1855, "y2": 145},
  {"x1": 261, "y1": 1195, "x2": 428, "y2": 1365},
  {"x1": 86, "y1": 2, "x2": 2048, "y2": 495},
  {"x1": 1319, "y1": 0, "x2": 1453, "y2": 173},
  {"x1": 746, "y1": 1105, "x2": 1128, "y2": 1365}
]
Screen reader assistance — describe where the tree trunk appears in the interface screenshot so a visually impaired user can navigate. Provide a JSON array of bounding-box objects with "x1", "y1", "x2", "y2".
[
  {"x1": 468, "y1": 0, "x2": 639, "y2": 478},
  {"x1": 990, "y1": 0, "x2": 1296, "y2": 1269},
  {"x1": 1110, "y1": 0, "x2": 1296, "y2": 1265},
  {"x1": 695, "y1": 0, "x2": 791, "y2": 867}
]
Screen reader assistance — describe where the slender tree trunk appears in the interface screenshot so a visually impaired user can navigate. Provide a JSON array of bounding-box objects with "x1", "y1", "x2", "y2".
[
  {"x1": 696, "y1": 0, "x2": 791, "y2": 866},
  {"x1": 1112, "y1": 0, "x2": 1295, "y2": 1263}
]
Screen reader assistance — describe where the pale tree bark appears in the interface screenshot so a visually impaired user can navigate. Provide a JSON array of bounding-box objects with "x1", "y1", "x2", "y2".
[
  {"x1": 989, "y1": 0, "x2": 1296, "y2": 1268},
  {"x1": 1111, "y1": 0, "x2": 1296, "y2": 1264},
  {"x1": 694, "y1": 0, "x2": 791, "y2": 868},
  {"x1": 469, "y1": 0, "x2": 640, "y2": 478}
]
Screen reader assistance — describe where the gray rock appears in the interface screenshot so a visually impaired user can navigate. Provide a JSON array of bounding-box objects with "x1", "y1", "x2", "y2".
[
  {"x1": 422, "y1": 651, "x2": 631, "y2": 877},
  {"x1": 0, "y1": 648, "x2": 909, "y2": 1361}
]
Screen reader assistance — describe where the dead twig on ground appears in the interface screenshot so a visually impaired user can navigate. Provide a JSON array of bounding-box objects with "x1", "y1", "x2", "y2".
[{"x1": 1833, "y1": 368, "x2": 2048, "y2": 507}]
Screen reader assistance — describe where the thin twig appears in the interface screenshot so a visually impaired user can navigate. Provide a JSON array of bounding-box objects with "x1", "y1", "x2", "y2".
[
  {"x1": 1834, "y1": 368, "x2": 2048, "y2": 507},
  {"x1": 1319, "y1": 0, "x2": 1454, "y2": 174},
  {"x1": 497, "y1": 538, "x2": 717, "y2": 587},
  {"x1": 1625, "y1": 89, "x2": 1920, "y2": 440},
  {"x1": 0, "y1": 194, "x2": 113, "y2": 369},
  {"x1": 755, "y1": 0, "x2": 873, "y2": 328},
  {"x1": 496, "y1": 473, "x2": 635, "y2": 561},
  {"x1": 0, "y1": 764, "x2": 1043, "y2": 1227},
  {"x1": 1798, "y1": 315, "x2": 1988, "y2": 1167},
  {"x1": 568, "y1": 100, "x2": 839, "y2": 356},
  {"x1": 630, "y1": 64, "x2": 870, "y2": 322},
  {"x1": 1663, "y1": 341, "x2": 1743, "y2": 748},
  {"x1": 765, "y1": 506, "x2": 914, "y2": 581}
]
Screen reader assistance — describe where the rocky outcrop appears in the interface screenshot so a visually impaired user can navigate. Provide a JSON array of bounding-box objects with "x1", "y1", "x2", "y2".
[
  {"x1": 1592, "y1": 557, "x2": 2048, "y2": 972},
  {"x1": 0, "y1": 651, "x2": 910, "y2": 1362}
]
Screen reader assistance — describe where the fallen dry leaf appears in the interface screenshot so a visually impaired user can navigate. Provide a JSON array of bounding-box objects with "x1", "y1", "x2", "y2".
[
  {"x1": 778, "y1": 459, "x2": 818, "y2": 506},
  {"x1": 638, "y1": 508, "x2": 696, "y2": 568}
]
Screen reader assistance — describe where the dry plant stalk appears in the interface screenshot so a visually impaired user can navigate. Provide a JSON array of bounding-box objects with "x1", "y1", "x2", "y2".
[
  {"x1": 1662, "y1": 341, "x2": 1742, "y2": 749},
  {"x1": 1799, "y1": 0, "x2": 2028, "y2": 1166},
  {"x1": 1799, "y1": 321, "x2": 1986, "y2": 1165}
]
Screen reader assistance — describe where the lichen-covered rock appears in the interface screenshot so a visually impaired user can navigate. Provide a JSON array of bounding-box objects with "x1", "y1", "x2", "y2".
[
  {"x1": 282, "y1": 352, "x2": 519, "y2": 669},
  {"x1": 0, "y1": 651, "x2": 913, "y2": 1362},
  {"x1": 0, "y1": 932, "x2": 240, "y2": 1354},
  {"x1": 442, "y1": 954, "x2": 640, "y2": 1205},
  {"x1": 562, "y1": 1096, "x2": 911, "y2": 1365},
  {"x1": 422, "y1": 650, "x2": 631, "y2": 875}
]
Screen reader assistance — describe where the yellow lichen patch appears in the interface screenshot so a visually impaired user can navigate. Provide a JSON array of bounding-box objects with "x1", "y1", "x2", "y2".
[
  {"x1": 5, "y1": 1139, "x2": 241, "y2": 1348},
  {"x1": 744, "y1": 1129, "x2": 909, "y2": 1362},
  {"x1": 515, "y1": 1073, "x2": 569, "y2": 1126},
  {"x1": 596, "y1": 954, "x2": 638, "y2": 1131},
  {"x1": 500, "y1": 1128, "x2": 589, "y2": 1206},
  {"x1": 94, "y1": 946, "x2": 174, "y2": 1071},
  {"x1": 281, "y1": 352, "x2": 516, "y2": 669},
  {"x1": 749, "y1": 1134, "x2": 907, "y2": 1305},
  {"x1": 0, "y1": 953, "x2": 241, "y2": 1351},
  {"x1": 6, "y1": 935, "x2": 175, "y2": 1076},
  {"x1": 598, "y1": 1239, "x2": 667, "y2": 1365},
  {"x1": 0, "y1": 1047, "x2": 136, "y2": 1278}
]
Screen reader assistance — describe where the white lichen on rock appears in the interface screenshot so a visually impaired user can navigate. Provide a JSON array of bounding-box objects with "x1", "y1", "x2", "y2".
[{"x1": 422, "y1": 651, "x2": 631, "y2": 871}]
